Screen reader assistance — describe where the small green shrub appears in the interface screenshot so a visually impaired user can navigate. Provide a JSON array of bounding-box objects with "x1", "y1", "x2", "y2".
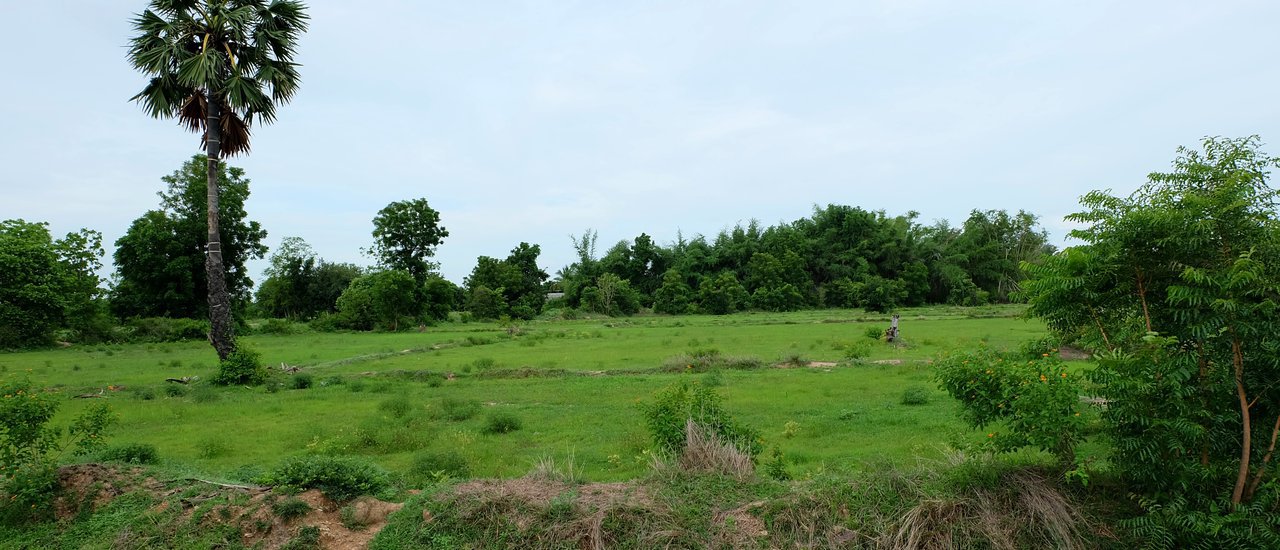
[
  {"x1": 163, "y1": 383, "x2": 188, "y2": 397},
  {"x1": 213, "y1": 346, "x2": 268, "y2": 386},
  {"x1": 100, "y1": 443, "x2": 159, "y2": 464},
  {"x1": 482, "y1": 412, "x2": 523, "y2": 434},
  {"x1": 261, "y1": 455, "x2": 391, "y2": 501},
  {"x1": 272, "y1": 497, "x2": 312, "y2": 520},
  {"x1": 340, "y1": 504, "x2": 366, "y2": 530},
  {"x1": 320, "y1": 376, "x2": 344, "y2": 387},
  {"x1": 0, "y1": 379, "x2": 115, "y2": 525},
  {"x1": 934, "y1": 346, "x2": 1084, "y2": 464},
  {"x1": 290, "y1": 373, "x2": 314, "y2": 390},
  {"x1": 124, "y1": 317, "x2": 209, "y2": 342},
  {"x1": 843, "y1": 340, "x2": 871, "y2": 361},
  {"x1": 864, "y1": 326, "x2": 884, "y2": 340},
  {"x1": 764, "y1": 447, "x2": 791, "y2": 481},
  {"x1": 281, "y1": 525, "x2": 322, "y2": 550},
  {"x1": 130, "y1": 386, "x2": 157, "y2": 400},
  {"x1": 642, "y1": 380, "x2": 762, "y2": 458},
  {"x1": 437, "y1": 398, "x2": 480, "y2": 421},
  {"x1": 378, "y1": 396, "x2": 413, "y2": 419},
  {"x1": 260, "y1": 318, "x2": 310, "y2": 335},
  {"x1": 900, "y1": 385, "x2": 931, "y2": 406},
  {"x1": 197, "y1": 437, "x2": 230, "y2": 459},
  {"x1": 408, "y1": 450, "x2": 471, "y2": 484}
]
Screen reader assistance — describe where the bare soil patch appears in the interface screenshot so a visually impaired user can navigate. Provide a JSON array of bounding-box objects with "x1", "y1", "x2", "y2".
[{"x1": 54, "y1": 463, "x2": 402, "y2": 549}]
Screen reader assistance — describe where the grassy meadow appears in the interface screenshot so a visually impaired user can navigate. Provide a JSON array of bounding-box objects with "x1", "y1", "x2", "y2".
[{"x1": 1, "y1": 305, "x2": 1055, "y2": 484}]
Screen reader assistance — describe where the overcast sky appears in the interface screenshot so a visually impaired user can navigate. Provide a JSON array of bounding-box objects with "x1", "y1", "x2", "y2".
[{"x1": 3, "y1": 1, "x2": 1279, "y2": 285}]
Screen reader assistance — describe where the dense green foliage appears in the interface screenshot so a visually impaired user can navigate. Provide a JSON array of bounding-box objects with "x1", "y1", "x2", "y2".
[
  {"x1": 256, "y1": 237, "x2": 363, "y2": 320},
  {"x1": 0, "y1": 379, "x2": 114, "y2": 525},
  {"x1": 935, "y1": 346, "x2": 1085, "y2": 465},
  {"x1": 111, "y1": 156, "x2": 267, "y2": 319},
  {"x1": 1021, "y1": 136, "x2": 1280, "y2": 545},
  {"x1": 370, "y1": 198, "x2": 449, "y2": 284},
  {"x1": 0, "y1": 221, "x2": 107, "y2": 348},
  {"x1": 642, "y1": 380, "x2": 762, "y2": 458},
  {"x1": 261, "y1": 455, "x2": 391, "y2": 501},
  {"x1": 463, "y1": 242, "x2": 550, "y2": 320},
  {"x1": 556, "y1": 206, "x2": 1050, "y2": 316}
]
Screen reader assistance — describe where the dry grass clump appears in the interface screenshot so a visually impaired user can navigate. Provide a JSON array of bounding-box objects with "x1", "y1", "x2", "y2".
[
  {"x1": 676, "y1": 419, "x2": 755, "y2": 480},
  {"x1": 889, "y1": 469, "x2": 1088, "y2": 550}
]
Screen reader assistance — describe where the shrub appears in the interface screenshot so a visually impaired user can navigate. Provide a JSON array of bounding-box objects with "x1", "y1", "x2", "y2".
[
  {"x1": 437, "y1": 398, "x2": 481, "y2": 421},
  {"x1": 408, "y1": 450, "x2": 471, "y2": 484},
  {"x1": 0, "y1": 379, "x2": 114, "y2": 525},
  {"x1": 260, "y1": 318, "x2": 309, "y2": 335},
  {"x1": 900, "y1": 385, "x2": 931, "y2": 406},
  {"x1": 482, "y1": 412, "x2": 522, "y2": 434},
  {"x1": 378, "y1": 396, "x2": 413, "y2": 419},
  {"x1": 213, "y1": 346, "x2": 268, "y2": 386},
  {"x1": 261, "y1": 455, "x2": 391, "y2": 501},
  {"x1": 272, "y1": 497, "x2": 312, "y2": 520},
  {"x1": 290, "y1": 373, "x2": 314, "y2": 390},
  {"x1": 282, "y1": 525, "x2": 321, "y2": 550},
  {"x1": 934, "y1": 346, "x2": 1084, "y2": 465},
  {"x1": 764, "y1": 447, "x2": 791, "y2": 481},
  {"x1": 123, "y1": 317, "x2": 208, "y2": 342},
  {"x1": 130, "y1": 386, "x2": 157, "y2": 400},
  {"x1": 163, "y1": 383, "x2": 188, "y2": 397},
  {"x1": 100, "y1": 443, "x2": 159, "y2": 465},
  {"x1": 642, "y1": 380, "x2": 761, "y2": 458},
  {"x1": 340, "y1": 504, "x2": 367, "y2": 530}
]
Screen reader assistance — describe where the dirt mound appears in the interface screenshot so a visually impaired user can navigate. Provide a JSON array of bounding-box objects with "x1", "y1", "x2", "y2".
[{"x1": 53, "y1": 463, "x2": 402, "y2": 549}]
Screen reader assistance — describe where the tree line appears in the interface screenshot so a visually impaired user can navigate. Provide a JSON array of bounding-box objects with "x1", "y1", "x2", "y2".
[{"x1": 1, "y1": 154, "x2": 1054, "y2": 348}]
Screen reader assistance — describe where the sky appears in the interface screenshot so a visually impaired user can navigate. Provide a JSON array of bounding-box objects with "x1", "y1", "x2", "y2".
[{"x1": 2, "y1": 1, "x2": 1279, "y2": 286}]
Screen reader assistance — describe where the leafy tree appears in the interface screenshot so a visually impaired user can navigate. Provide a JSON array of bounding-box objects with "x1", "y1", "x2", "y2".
[
  {"x1": 128, "y1": 0, "x2": 307, "y2": 359},
  {"x1": 653, "y1": 269, "x2": 694, "y2": 314},
  {"x1": 698, "y1": 272, "x2": 748, "y2": 315},
  {"x1": 464, "y1": 243, "x2": 549, "y2": 320},
  {"x1": 257, "y1": 237, "x2": 316, "y2": 319},
  {"x1": 0, "y1": 221, "x2": 106, "y2": 348},
  {"x1": 1022, "y1": 137, "x2": 1280, "y2": 541},
  {"x1": 335, "y1": 270, "x2": 419, "y2": 331},
  {"x1": 953, "y1": 209, "x2": 1050, "y2": 302},
  {"x1": 370, "y1": 199, "x2": 449, "y2": 283},
  {"x1": 111, "y1": 157, "x2": 267, "y2": 320}
]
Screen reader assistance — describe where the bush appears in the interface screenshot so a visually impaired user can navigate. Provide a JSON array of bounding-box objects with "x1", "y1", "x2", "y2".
[
  {"x1": 272, "y1": 497, "x2": 312, "y2": 520},
  {"x1": 408, "y1": 450, "x2": 471, "y2": 484},
  {"x1": 259, "y1": 318, "x2": 310, "y2": 335},
  {"x1": 100, "y1": 443, "x2": 159, "y2": 465},
  {"x1": 934, "y1": 346, "x2": 1084, "y2": 465},
  {"x1": 261, "y1": 455, "x2": 391, "y2": 501},
  {"x1": 900, "y1": 385, "x2": 931, "y2": 406},
  {"x1": 163, "y1": 383, "x2": 188, "y2": 397},
  {"x1": 123, "y1": 317, "x2": 209, "y2": 342},
  {"x1": 290, "y1": 373, "x2": 314, "y2": 390},
  {"x1": 378, "y1": 396, "x2": 413, "y2": 419},
  {"x1": 213, "y1": 346, "x2": 268, "y2": 386},
  {"x1": 642, "y1": 380, "x2": 762, "y2": 458},
  {"x1": 0, "y1": 379, "x2": 114, "y2": 525},
  {"x1": 437, "y1": 398, "x2": 480, "y2": 421},
  {"x1": 482, "y1": 412, "x2": 522, "y2": 434}
]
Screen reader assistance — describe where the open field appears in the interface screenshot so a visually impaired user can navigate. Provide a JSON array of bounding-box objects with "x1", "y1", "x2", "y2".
[{"x1": 1, "y1": 305, "x2": 1054, "y2": 483}]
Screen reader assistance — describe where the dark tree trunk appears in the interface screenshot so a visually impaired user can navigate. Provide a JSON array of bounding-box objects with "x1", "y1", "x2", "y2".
[{"x1": 205, "y1": 100, "x2": 236, "y2": 360}]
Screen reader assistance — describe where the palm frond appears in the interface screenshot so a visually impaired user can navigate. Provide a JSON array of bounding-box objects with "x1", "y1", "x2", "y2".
[{"x1": 129, "y1": 0, "x2": 307, "y2": 151}]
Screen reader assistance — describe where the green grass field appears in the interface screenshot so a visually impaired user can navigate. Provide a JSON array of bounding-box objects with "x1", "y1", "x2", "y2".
[{"x1": 1, "y1": 305, "x2": 1052, "y2": 483}]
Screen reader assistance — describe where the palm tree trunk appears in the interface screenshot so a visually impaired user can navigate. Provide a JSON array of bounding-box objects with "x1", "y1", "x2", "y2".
[{"x1": 205, "y1": 100, "x2": 236, "y2": 360}]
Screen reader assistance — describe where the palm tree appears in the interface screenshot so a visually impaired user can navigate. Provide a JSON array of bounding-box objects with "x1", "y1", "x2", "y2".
[{"x1": 128, "y1": 0, "x2": 308, "y2": 360}]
